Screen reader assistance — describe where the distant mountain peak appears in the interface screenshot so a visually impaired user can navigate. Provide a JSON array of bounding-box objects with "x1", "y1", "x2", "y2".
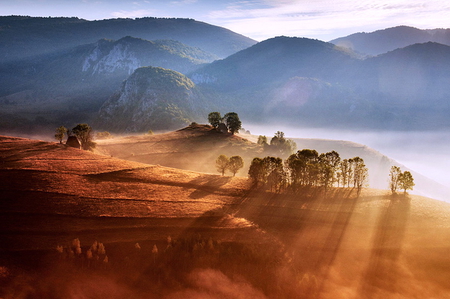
[{"x1": 330, "y1": 25, "x2": 450, "y2": 56}]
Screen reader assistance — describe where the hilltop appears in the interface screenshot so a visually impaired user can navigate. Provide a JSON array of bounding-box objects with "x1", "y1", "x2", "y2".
[{"x1": 1, "y1": 134, "x2": 450, "y2": 298}]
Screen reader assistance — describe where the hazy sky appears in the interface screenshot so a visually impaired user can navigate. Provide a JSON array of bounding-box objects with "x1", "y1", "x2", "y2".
[{"x1": 3, "y1": 0, "x2": 450, "y2": 41}]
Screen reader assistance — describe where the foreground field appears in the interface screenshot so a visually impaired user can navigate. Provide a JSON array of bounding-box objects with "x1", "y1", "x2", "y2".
[{"x1": 1, "y1": 135, "x2": 450, "y2": 298}]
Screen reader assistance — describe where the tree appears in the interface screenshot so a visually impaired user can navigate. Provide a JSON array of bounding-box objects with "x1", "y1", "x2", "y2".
[
  {"x1": 319, "y1": 151, "x2": 341, "y2": 189},
  {"x1": 228, "y1": 156, "x2": 244, "y2": 176},
  {"x1": 216, "y1": 154, "x2": 229, "y2": 176},
  {"x1": 350, "y1": 157, "x2": 368, "y2": 195},
  {"x1": 399, "y1": 171, "x2": 415, "y2": 194},
  {"x1": 389, "y1": 166, "x2": 402, "y2": 194},
  {"x1": 54, "y1": 126, "x2": 67, "y2": 144},
  {"x1": 248, "y1": 157, "x2": 264, "y2": 186},
  {"x1": 257, "y1": 135, "x2": 268, "y2": 146},
  {"x1": 267, "y1": 131, "x2": 297, "y2": 157},
  {"x1": 223, "y1": 112, "x2": 242, "y2": 134},
  {"x1": 339, "y1": 159, "x2": 351, "y2": 188},
  {"x1": 71, "y1": 123, "x2": 96, "y2": 151},
  {"x1": 208, "y1": 112, "x2": 222, "y2": 129}
]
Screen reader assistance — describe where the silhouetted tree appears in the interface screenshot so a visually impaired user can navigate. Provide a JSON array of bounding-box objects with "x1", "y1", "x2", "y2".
[
  {"x1": 248, "y1": 157, "x2": 264, "y2": 186},
  {"x1": 71, "y1": 123, "x2": 96, "y2": 151},
  {"x1": 320, "y1": 151, "x2": 341, "y2": 188},
  {"x1": 350, "y1": 157, "x2": 368, "y2": 195},
  {"x1": 216, "y1": 154, "x2": 229, "y2": 176},
  {"x1": 228, "y1": 156, "x2": 244, "y2": 176},
  {"x1": 208, "y1": 112, "x2": 222, "y2": 129},
  {"x1": 54, "y1": 126, "x2": 67, "y2": 144},
  {"x1": 223, "y1": 112, "x2": 242, "y2": 134}
]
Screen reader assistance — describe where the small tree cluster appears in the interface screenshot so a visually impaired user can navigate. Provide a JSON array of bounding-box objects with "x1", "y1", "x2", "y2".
[
  {"x1": 56, "y1": 238, "x2": 108, "y2": 269},
  {"x1": 72, "y1": 123, "x2": 96, "y2": 151},
  {"x1": 258, "y1": 131, "x2": 297, "y2": 158},
  {"x1": 54, "y1": 123, "x2": 96, "y2": 151},
  {"x1": 215, "y1": 155, "x2": 244, "y2": 176},
  {"x1": 389, "y1": 166, "x2": 415, "y2": 194},
  {"x1": 249, "y1": 149, "x2": 369, "y2": 194},
  {"x1": 95, "y1": 131, "x2": 113, "y2": 140},
  {"x1": 208, "y1": 112, "x2": 242, "y2": 134}
]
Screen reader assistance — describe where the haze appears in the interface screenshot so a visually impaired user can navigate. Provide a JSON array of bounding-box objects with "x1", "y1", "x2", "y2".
[
  {"x1": 2, "y1": 0, "x2": 450, "y2": 41},
  {"x1": 245, "y1": 124, "x2": 450, "y2": 192}
]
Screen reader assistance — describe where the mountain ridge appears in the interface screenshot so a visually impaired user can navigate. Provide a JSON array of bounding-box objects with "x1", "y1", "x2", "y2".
[{"x1": 330, "y1": 25, "x2": 450, "y2": 56}]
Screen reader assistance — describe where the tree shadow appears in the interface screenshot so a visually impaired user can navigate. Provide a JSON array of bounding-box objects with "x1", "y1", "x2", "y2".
[
  {"x1": 188, "y1": 176, "x2": 232, "y2": 199},
  {"x1": 358, "y1": 194, "x2": 411, "y2": 298}
]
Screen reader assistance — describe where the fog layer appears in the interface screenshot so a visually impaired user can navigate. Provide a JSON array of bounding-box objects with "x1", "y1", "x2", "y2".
[{"x1": 245, "y1": 124, "x2": 450, "y2": 191}]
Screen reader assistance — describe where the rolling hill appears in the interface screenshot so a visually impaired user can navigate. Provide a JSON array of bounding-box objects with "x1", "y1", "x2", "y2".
[
  {"x1": 1, "y1": 132, "x2": 450, "y2": 298},
  {"x1": 95, "y1": 124, "x2": 450, "y2": 202}
]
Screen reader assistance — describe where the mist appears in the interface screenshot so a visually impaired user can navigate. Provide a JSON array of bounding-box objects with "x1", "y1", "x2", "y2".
[{"x1": 244, "y1": 123, "x2": 450, "y2": 191}]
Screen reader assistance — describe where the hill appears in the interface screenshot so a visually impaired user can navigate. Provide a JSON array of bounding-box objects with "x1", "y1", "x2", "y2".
[
  {"x1": 1, "y1": 134, "x2": 450, "y2": 298},
  {"x1": 330, "y1": 25, "x2": 450, "y2": 56},
  {"x1": 95, "y1": 67, "x2": 208, "y2": 132},
  {"x1": 95, "y1": 124, "x2": 262, "y2": 174},
  {"x1": 96, "y1": 125, "x2": 450, "y2": 202},
  {"x1": 0, "y1": 16, "x2": 256, "y2": 63}
]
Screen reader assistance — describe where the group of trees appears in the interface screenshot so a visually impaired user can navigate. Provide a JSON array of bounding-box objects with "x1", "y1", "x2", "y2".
[
  {"x1": 215, "y1": 155, "x2": 244, "y2": 176},
  {"x1": 258, "y1": 131, "x2": 297, "y2": 157},
  {"x1": 389, "y1": 166, "x2": 415, "y2": 194},
  {"x1": 54, "y1": 123, "x2": 96, "y2": 151},
  {"x1": 208, "y1": 112, "x2": 242, "y2": 134},
  {"x1": 249, "y1": 149, "x2": 369, "y2": 194}
]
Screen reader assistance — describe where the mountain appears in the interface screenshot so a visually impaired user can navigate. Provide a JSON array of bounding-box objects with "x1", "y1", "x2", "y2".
[
  {"x1": 330, "y1": 25, "x2": 450, "y2": 56},
  {"x1": 0, "y1": 16, "x2": 256, "y2": 62},
  {"x1": 191, "y1": 36, "x2": 358, "y2": 90},
  {"x1": 190, "y1": 36, "x2": 450, "y2": 130},
  {"x1": 96, "y1": 66, "x2": 206, "y2": 132},
  {"x1": 189, "y1": 36, "x2": 365, "y2": 126},
  {"x1": 0, "y1": 36, "x2": 216, "y2": 133}
]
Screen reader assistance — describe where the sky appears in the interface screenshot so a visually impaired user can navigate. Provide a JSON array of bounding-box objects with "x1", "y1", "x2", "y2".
[{"x1": 2, "y1": 0, "x2": 450, "y2": 41}]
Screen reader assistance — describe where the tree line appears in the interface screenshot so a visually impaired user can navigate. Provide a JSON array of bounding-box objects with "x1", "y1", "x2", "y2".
[{"x1": 248, "y1": 149, "x2": 369, "y2": 194}]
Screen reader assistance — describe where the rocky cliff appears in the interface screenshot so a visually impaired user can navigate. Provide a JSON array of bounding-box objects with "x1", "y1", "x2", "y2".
[{"x1": 96, "y1": 66, "x2": 206, "y2": 132}]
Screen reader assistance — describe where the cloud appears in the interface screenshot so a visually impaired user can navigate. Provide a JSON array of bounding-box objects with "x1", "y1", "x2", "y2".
[
  {"x1": 205, "y1": 0, "x2": 450, "y2": 41},
  {"x1": 111, "y1": 9, "x2": 157, "y2": 18},
  {"x1": 171, "y1": 0, "x2": 198, "y2": 4}
]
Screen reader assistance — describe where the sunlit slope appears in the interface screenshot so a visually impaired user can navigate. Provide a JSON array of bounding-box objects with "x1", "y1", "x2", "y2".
[
  {"x1": 2, "y1": 135, "x2": 450, "y2": 298},
  {"x1": 234, "y1": 188, "x2": 450, "y2": 299},
  {"x1": 0, "y1": 135, "x2": 261, "y2": 251},
  {"x1": 97, "y1": 126, "x2": 450, "y2": 202},
  {"x1": 95, "y1": 124, "x2": 262, "y2": 175}
]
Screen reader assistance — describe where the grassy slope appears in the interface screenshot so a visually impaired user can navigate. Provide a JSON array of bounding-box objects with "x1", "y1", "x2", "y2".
[
  {"x1": 95, "y1": 124, "x2": 263, "y2": 176},
  {"x1": 2, "y1": 133, "x2": 450, "y2": 298}
]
